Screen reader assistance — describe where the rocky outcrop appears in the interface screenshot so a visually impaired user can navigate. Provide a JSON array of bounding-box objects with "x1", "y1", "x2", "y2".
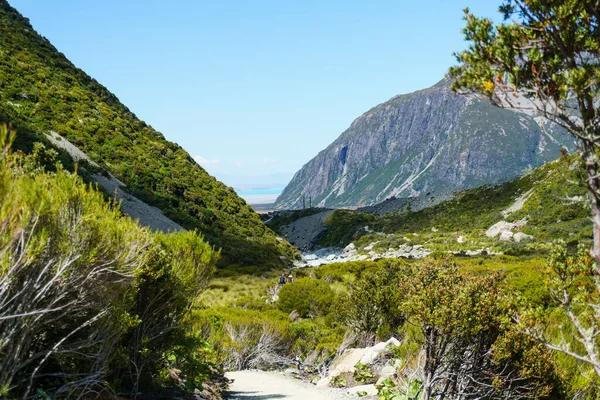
[
  {"x1": 276, "y1": 80, "x2": 573, "y2": 210},
  {"x1": 486, "y1": 219, "x2": 534, "y2": 242},
  {"x1": 316, "y1": 337, "x2": 401, "y2": 388}
]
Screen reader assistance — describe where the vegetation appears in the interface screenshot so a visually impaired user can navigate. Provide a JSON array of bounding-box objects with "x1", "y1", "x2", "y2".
[
  {"x1": 0, "y1": 0, "x2": 298, "y2": 269},
  {"x1": 277, "y1": 278, "x2": 335, "y2": 318},
  {"x1": 448, "y1": 0, "x2": 600, "y2": 385},
  {"x1": 280, "y1": 154, "x2": 590, "y2": 255},
  {"x1": 0, "y1": 128, "x2": 221, "y2": 398}
]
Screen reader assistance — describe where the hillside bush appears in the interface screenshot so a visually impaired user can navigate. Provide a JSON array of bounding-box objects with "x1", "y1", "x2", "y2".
[
  {"x1": 342, "y1": 260, "x2": 407, "y2": 339},
  {"x1": 277, "y1": 278, "x2": 335, "y2": 318},
  {"x1": 193, "y1": 307, "x2": 293, "y2": 370},
  {"x1": 0, "y1": 130, "x2": 219, "y2": 397}
]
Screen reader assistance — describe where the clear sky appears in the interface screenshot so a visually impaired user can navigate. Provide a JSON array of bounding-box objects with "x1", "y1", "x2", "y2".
[{"x1": 9, "y1": 0, "x2": 501, "y2": 189}]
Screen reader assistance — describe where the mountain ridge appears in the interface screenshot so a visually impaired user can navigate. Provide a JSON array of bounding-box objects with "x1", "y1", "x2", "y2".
[{"x1": 275, "y1": 79, "x2": 574, "y2": 210}]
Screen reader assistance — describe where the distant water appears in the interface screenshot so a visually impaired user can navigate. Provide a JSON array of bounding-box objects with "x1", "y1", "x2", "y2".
[{"x1": 236, "y1": 187, "x2": 284, "y2": 205}]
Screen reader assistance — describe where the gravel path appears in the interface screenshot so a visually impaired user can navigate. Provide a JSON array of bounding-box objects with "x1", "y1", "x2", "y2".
[{"x1": 225, "y1": 370, "x2": 356, "y2": 400}]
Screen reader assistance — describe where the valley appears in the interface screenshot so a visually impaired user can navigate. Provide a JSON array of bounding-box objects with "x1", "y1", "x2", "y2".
[{"x1": 2, "y1": 0, "x2": 600, "y2": 399}]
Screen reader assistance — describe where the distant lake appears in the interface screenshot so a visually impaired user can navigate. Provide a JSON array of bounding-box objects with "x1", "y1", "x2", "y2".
[{"x1": 236, "y1": 187, "x2": 284, "y2": 205}]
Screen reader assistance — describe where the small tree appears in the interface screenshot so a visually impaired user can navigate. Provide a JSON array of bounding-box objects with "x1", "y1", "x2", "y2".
[
  {"x1": 344, "y1": 261, "x2": 406, "y2": 340},
  {"x1": 401, "y1": 257, "x2": 557, "y2": 399},
  {"x1": 448, "y1": 0, "x2": 600, "y2": 378},
  {"x1": 449, "y1": 1, "x2": 600, "y2": 260}
]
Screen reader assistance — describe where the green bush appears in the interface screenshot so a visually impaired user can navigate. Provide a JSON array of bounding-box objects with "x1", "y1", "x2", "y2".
[
  {"x1": 277, "y1": 278, "x2": 335, "y2": 318},
  {"x1": 341, "y1": 260, "x2": 407, "y2": 339},
  {"x1": 0, "y1": 131, "x2": 219, "y2": 397}
]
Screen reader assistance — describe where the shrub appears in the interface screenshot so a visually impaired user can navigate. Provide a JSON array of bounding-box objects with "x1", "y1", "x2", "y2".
[
  {"x1": 277, "y1": 278, "x2": 335, "y2": 318},
  {"x1": 192, "y1": 307, "x2": 292, "y2": 370},
  {"x1": 0, "y1": 131, "x2": 220, "y2": 397},
  {"x1": 112, "y1": 230, "x2": 219, "y2": 395},
  {"x1": 0, "y1": 130, "x2": 150, "y2": 397},
  {"x1": 341, "y1": 260, "x2": 407, "y2": 339}
]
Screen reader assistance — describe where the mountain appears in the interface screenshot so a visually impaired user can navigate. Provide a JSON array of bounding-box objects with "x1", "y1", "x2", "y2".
[
  {"x1": 275, "y1": 79, "x2": 574, "y2": 210},
  {"x1": 0, "y1": 1, "x2": 298, "y2": 268}
]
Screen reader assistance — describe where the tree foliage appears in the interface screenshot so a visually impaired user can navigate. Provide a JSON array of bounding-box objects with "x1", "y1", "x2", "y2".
[
  {"x1": 448, "y1": 0, "x2": 600, "y2": 382},
  {"x1": 277, "y1": 278, "x2": 335, "y2": 318},
  {"x1": 400, "y1": 257, "x2": 560, "y2": 399}
]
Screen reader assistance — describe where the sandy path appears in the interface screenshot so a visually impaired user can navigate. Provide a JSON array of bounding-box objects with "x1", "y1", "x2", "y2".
[{"x1": 225, "y1": 370, "x2": 356, "y2": 400}]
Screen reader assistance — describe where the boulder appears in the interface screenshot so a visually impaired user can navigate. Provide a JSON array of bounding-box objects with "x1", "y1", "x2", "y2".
[
  {"x1": 343, "y1": 243, "x2": 357, "y2": 254},
  {"x1": 316, "y1": 376, "x2": 332, "y2": 387},
  {"x1": 284, "y1": 368, "x2": 301, "y2": 375},
  {"x1": 514, "y1": 232, "x2": 534, "y2": 243},
  {"x1": 486, "y1": 221, "x2": 517, "y2": 238},
  {"x1": 359, "y1": 337, "x2": 400, "y2": 365},
  {"x1": 499, "y1": 230, "x2": 514, "y2": 241},
  {"x1": 348, "y1": 384, "x2": 378, "y2": 397},
  {"x1": 329, "y1": 348, "x2": 367, "y2": 377},
  {"x1": 364, "y1": 242, "x2": 378, "y2": 251},
  {"x1": 375, "y1": 365, "x2": 397, "y2": 386}
]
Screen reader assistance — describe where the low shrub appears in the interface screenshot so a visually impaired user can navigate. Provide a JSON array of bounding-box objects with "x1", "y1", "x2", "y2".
[{"x1": 277, "y1": 278, "x2": 335, "y2": 318}]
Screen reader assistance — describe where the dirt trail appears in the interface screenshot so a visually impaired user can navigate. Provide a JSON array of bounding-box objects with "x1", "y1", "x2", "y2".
[{"x1": 225, "y1": 370, "x2": 356, "y2": 400}]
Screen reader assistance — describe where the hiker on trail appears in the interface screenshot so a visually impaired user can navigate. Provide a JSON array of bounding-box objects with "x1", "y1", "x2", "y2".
[
  {"x1": 278, "y1": 272, "x2": 286, "y2": 286},
  {"x1": 287, "y1": 274, "x2": 293, "y2": 283}
]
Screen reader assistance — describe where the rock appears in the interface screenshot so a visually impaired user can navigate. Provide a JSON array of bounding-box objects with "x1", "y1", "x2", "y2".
[
  {"x1": 364, "y1": 242, "x2": 378, "y2": 251},
  {"x1": 486, "y1": 221, "x2": 518, "y2": 238},
  {"x1": 326, "y1": 254, "x2": 337, "y2": 261},
  {"x1": 316, "y1": 376, "x2": 332, "y2": 387},
  {"x1": 457, "y1": 235, "x2": 464, "y2": 243},
  {"x1": 343, "y1": 243, "x2": 357, "y2": 253},
  {"x1": 375, "y1": 365, "x2": 397, "y2": 386},
  {"x1": 359, "y1": 337, "x2": 400, "y2": 365},
  {"x1": 515, "y1": 217, "x2": 528, "y2": 228},
  {"x1": 499, "y1": 230, "x2": 514, "y2": 241},
  {"x1": 329, "y1": 348, "x2": 367, "y2": 377},
  {"x1": 284, "y1": 368, "x2": 301, "y2": 375},
  {"x1": 347, "y1": 384, "x2": 378, "y2": 397},
  {"x1": 514, "y1": 232, "x2": 534, "y2": 242}
]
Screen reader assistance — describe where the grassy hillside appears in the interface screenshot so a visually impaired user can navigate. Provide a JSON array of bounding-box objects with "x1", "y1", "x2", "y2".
[
  {"x1": 0, "y1": 0, "x2": 298, "y2": 268},
  {"x1": 270, "y1": 154, "x2": 591, "y2": 255}
]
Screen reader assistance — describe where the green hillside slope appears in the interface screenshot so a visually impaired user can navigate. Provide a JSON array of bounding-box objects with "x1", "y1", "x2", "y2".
[
  {"x1": 0, "y1": 1, "x2": 298, "y2": 268},
  {"x1": 269, "y1": 154, "x2": 591, "y2": 255}
]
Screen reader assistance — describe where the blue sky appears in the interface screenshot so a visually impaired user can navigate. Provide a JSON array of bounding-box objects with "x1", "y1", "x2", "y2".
[{"x1": 10, "y1": 0, "x2": 501, "y2": 189}]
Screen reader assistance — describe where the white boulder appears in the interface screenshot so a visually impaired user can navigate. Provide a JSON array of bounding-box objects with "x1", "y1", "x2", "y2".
[
  {"x1": 499, "y1": 230, "x2": 514, "y2": 241},
  {"x1": 514, "y1": 232, "x2": 534, "y2": 243},
  {"x1": 364, "y1": 242, "x2": 378, "y2": 251},
  {"x1": 486, "y1": 221, "x2": 518, "y2": 238}
]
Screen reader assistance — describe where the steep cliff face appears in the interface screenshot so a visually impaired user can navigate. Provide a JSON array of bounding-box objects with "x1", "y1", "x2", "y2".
[{"x1": 275, "y1": 80, "x2": 573, "y2": 210}]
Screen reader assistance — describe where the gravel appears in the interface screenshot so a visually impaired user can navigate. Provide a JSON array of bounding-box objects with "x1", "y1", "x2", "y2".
[{"x1": 225, "y1": 370, "x2": 357, "y2": 400}]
